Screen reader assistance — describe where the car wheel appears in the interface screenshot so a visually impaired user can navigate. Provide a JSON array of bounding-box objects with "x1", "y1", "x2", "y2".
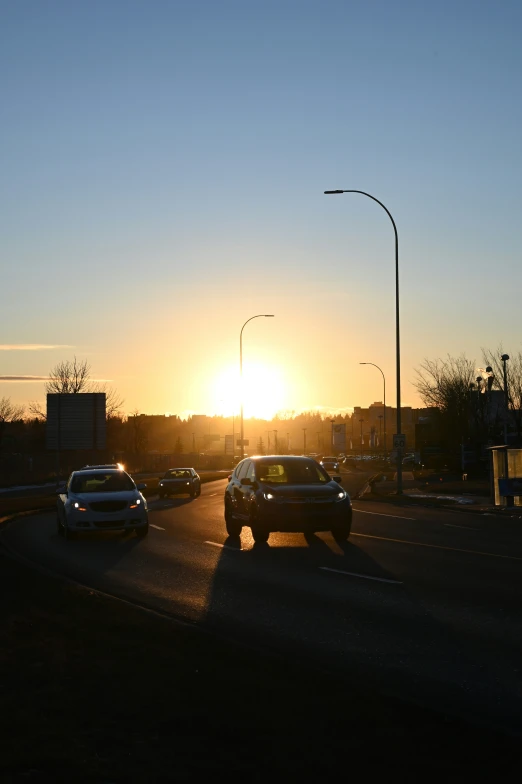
[
  {"x1": 331, "y1": 522, "x2": 351, "y2": 543},
  {"x1": 190, "y1": 489, "x2": 196, "y2": 498},
  {"x1": 225, "y1": 499, "x2": 242, "y2": 536},
  {"x1": 136, "y1": 523, "x2": 149, "y2": 538},
  {"x1": 250, "y1": 507, "x2": 269, "y2": 544},
  {"x1": 63, "y1": 523, "x2": 77, "y2": 541},
  {"x1": 197, "y1": 486, "x2": 201, "y2": 497}
]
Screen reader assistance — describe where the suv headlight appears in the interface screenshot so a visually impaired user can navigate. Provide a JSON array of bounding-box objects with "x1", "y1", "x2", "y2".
[
  {"x1": 335, "y1": 490, "x2": 347, "y2": 502},
  {"x1": 129, "y1": 498, "x2": 142, "y2": 509},
  {"x1": 263, "y1": 492, "x2": 275, "y2": 501}
]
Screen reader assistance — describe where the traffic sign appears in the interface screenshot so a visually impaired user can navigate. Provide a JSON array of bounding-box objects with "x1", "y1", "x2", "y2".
[
  {"x1": 393, "y1": 434, "x2": 406, "y2": 449},
  {"x1": 237, "y1": 439, "x2": 249, "y2": 446}
]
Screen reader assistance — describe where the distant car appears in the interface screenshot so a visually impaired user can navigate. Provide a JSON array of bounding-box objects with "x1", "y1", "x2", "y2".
[
  {"x1": 56, "y1": 468, "x2": 148, "y2": 540},
  {"x1": 224, "y1": 455, "x2": 352, "y2": 544},
  {"x1": 320, "y1": 457, "x2": 340, "y2": 473},
  {"x1": 158, "y1": 468, "x2": 201, "y2": 498}
]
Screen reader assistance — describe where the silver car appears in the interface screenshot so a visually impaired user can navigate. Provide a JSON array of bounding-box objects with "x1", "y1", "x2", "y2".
[{"x1": 57, "y1": 468, "x2": 148, "y2": 540}]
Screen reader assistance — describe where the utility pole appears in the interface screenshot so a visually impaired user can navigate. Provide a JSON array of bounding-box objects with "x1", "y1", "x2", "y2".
[{"x1": 302, "y1": 428, "x2": 307, "y2": 455}]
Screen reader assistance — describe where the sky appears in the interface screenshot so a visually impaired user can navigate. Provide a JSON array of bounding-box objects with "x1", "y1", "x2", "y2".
[{"x1": 1, "y1": 0, "x2": 521, "y2": 420}]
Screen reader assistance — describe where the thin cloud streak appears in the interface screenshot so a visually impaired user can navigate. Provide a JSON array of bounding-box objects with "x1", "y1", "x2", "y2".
[
  {"x1": 0, "y1": 375, "x2": 49, "y2": 382},
  {"x1": 0, "y1": 344, "x2": 74, "y2": 351}
]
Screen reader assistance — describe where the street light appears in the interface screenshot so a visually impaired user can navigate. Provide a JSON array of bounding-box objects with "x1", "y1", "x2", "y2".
[
  {"x1": 359, "y1": 419, "x2": 364, "y2": 461},
  {"x1": 302, "y1": 427, "x2": 307, "y2": 455},
  {"x1": 330, "y1": 419, "x2": 335, "y2": 454},
  {"x1": 325, "y1": 189, "x2": 403, "y2": 493},
  {"x1": 378, "y1": 415, "x2": 383, "y2": 449},
  {"x1": 273, "y1": 429, "x2": 278, "y2": 452},
  {"x1": 360, "y1": 362, "x2": 387, "y2": 459},
  {"x1": 239, "y1": 314, "x2": 274, "y2": 460},
  {"x1": 501, "y1": 354, "x2": 510, "y2": 444}
]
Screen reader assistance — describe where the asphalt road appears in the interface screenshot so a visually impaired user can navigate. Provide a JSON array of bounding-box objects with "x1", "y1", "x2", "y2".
[{"x1": 3, "y1": 477, "x2": 522, "y2": 735}]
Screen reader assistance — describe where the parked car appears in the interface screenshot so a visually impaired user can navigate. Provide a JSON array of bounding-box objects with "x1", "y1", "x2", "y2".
[
  {"x1": 320, "y1": 456, "x2": 340, "y2": 473},
  {"x1": 158, "y1": 468, "x2": 201, "y2": 498},
  {"x1": 224, "y1": 455, "x2": 352, "y2": 544},
  {"x1": 56, "y1": 468, "x2": 148, "y2": 540}
]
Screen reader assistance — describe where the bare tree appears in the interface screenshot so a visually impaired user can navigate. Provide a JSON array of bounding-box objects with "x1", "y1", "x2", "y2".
[
  {"x1": 0, "y1": 396, "x2": 25, "y2": 450},
  {"x1": 481, "y1": 346, "x2": 522, "y2": 439},
  {"x1": 46, "y1": 357, "x2": 91, "y2": 394},
  {"x1": 30, "y1": 356, "x2": 124, "y2": 419},
  {"x1": 413, "y1": 355, "x2": 475, "y2": 449}
]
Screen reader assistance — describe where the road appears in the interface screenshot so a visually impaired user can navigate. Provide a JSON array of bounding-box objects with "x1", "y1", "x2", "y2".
[{"x1": 2, "y1": 477, "x2": 522, "y2": 734}]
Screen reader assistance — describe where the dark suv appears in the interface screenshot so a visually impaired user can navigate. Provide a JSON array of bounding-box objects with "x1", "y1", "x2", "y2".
[{"x1": 224, "y1": 455, "x2": 352, "y2": 544}]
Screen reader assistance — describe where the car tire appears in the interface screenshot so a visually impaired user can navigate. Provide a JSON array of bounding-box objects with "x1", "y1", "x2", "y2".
[
  {"x1": 190, "y1": 489, "x2": 196, "y2": 498},
  {"x1": 250, "y1": 507, "x2": 269, "y2": 544},
  {"x1": 136, "y1": 523, "x2": 149, "y2": 538},
  {"x1": 225, "y1": 500, "x2": 242, "y2": 537},
  {"x1": 63, "y1": 524, "x2": 77, "y2": 541},
  {"x1": 331, "y1": 522, "x2": 351, "y2": 543}
]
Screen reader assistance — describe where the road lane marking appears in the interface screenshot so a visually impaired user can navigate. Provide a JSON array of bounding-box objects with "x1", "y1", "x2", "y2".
[
  {"x1": 208, "y1": 493, "x2": 218, "y2": 496},
  {"x1": 350, "y1": 532, "x2": 522, "y2": 561},
  {"x1": 319, "y1": 566, "x2": 402, "y2": 585},
  {"x1": 444, "y1": 523, "x2": 478, "y2": 531},
  {"x1": 150, "y1": 524, "x2": 165, "y2": 531},
  {"x1": 354, "y1": 508, "x2": 417, "y2": 521},
  {"x1": 204, "y1": 540, "x2": 242, "y2": 551}
]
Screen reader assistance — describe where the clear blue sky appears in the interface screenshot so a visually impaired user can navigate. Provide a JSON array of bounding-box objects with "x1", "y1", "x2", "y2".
[{"x1": 1, "y1": 0, "x2": 521, "y2": 417}]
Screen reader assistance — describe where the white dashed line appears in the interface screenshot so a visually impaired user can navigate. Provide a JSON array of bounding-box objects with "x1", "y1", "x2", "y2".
[
  {"x1": 354, "y1": 508, "x2": 417, "y2": 521},
  {"x1": 208, "y1": 493, "x2": 218, "y2": 496},
  {"x1": 319, "y1": 566, "x2": 402, "y2": 584},
  {"x1": 444, "y1": 523, "x2": 478, "y2": 531},
  {"x1": 204, "y1": 540, "x2": 242, "y2": 551},
  {"x1": 150, "y1": 524, "x2": 165, "y2": 531}
]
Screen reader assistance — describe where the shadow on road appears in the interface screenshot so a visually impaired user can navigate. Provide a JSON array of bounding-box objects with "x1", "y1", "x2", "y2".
[{"x1": 200, "y1": 524, "x2": 522, "y2": 735}]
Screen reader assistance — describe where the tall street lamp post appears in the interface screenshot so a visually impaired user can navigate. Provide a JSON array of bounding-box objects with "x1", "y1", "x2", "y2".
[
  {"x1": 501, "y1": 354, "x2": 510, "y2": 444},
  {"x1": 325, "y1": 189, "x2": 403, "y2": 493},
  {"x1": 359, "y1": 419, "x2": 364, "y2": 461},
  {"x1": 239, "y1": 314, "x2": 274, "y2": 460},
  {"x1": 330, "y1": 419, "x2": 335, "y2": 453},
  {"x1": 302, "y1": 428, "x2": 307, "y2": 455},
  {"x1": 360, "y1": 362, "x2": 387, "y2": 459}
]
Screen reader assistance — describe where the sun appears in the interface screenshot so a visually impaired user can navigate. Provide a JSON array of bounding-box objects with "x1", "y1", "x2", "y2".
[{"x1": 212, "y1": 362, "x2": 285, "y2": 420}]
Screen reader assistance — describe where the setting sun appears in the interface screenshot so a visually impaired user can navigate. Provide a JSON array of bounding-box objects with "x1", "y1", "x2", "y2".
[{"x1": 212, "y1": 362, "x2": 286, "y2": 420}]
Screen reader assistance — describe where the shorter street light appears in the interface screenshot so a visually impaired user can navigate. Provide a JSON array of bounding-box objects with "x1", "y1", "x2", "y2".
[{"x1": 360, "y1": 362, "x2": 386, "y2": 459}]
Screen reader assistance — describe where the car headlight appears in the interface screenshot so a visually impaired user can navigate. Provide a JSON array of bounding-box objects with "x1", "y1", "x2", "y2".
[
  {"x1": 159, "y1": 482, "x2": 164, "y2": 486},
  {"x1": 129, "y1": 498, "x2": 142, "y2": 509},
  {"x1": 186, "y1": 481, "x2": 190, "y2": 485},
  {"x1": 263, "y1": 492, "x2": 275, "y2": 501},
  {"x1": 73, "y1": 502, "x2": 87, "y2": 511},
  {"x1": 335, "y1": 491, "x2": 347, "y2": 501}
]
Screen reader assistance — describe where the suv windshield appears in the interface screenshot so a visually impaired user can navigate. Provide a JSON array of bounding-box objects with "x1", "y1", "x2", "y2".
[
  {"x1": 256, "y1": 460, "x2": 330, "y2": 485},
  {"x1": 165, "y1": 470, "x2": 191, "y2": 478},
  {"x1": 70, "y1": 472, "x2": 135, "y2": 493}
]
